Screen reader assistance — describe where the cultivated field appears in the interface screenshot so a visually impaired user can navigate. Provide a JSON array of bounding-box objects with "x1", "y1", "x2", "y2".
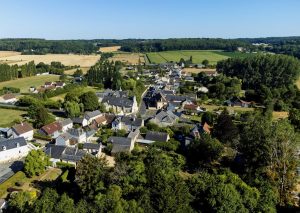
[
  {"x1": 0, "y1": 109, "x2": 26, "y2": 127},
  {"x1": 0, "y1": 75, "x2": 60, "y2": 93},
  {"x1": 110, "y1": 53, "x2": 145, "y2": 65},
  {"x1": 146, "y1": 50, "x2": 251, "y2": 64},
  {"x1": 0, "y1": 52, "x2": 100, "y2": 67},
  {"x1": 99, "y1": 46, "x2": 121, "y2": 52},
  {"x1": 64, "y1": 67, "x2": 90, "y2": 75}
]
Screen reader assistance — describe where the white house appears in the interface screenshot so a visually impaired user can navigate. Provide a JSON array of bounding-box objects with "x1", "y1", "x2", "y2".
[
  {"x1": 12, "y1": 122, "x2": 34, "y2": 141},
  {"x1": 0, "y1": 94, "x2": 17, "y2": 104},
  {"x1": 59, "y1": 118, "x2": 73, "y2": 132},
  {"x1": 0, "y1": 137, "x2": 31, "y2": 163},
  {"x1": 84, "y1": 110, "x2": 102, "y2": 126}
]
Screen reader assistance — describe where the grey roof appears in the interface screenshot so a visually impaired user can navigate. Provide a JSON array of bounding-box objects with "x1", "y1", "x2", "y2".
[
  {"x1": 86, "y1": 129, "x2": 96, "y2": 138},
  {"x1": 145, "y1": 131, "x2": 169, "y2": 142},
  {"x1": 154, "y1": 110, "x2": 178, "y2": 123},
  {"x1": 85, "y1": 110, "x2": 101, "y2": 120},
  {"x1": 165, "y1": 95, "x2": 188, "y2": 102},
  {"x1": 72, "y1": 117, "x2": 84, "y2": 124},
  {"x1": 68, "y1": 128, "x2": 85, "y2": 137},
  {"x1": 57, "y1": 132, "x2": 72, "y2": 141},
  {"x1": 102, "y1": 96, "x2": 134, "y2": 108},
  {"x1": 60, "y1": 118, "x2": 73, "y2": 127},
  {"x1": 121, "y1": 116, "x2": 143, "y2": 127},
  {"x1": 108, "y1": 136, "x2": 132, "y2": 153},
  {"x1": 0, "y1": 137, "x2": 27, "y2": 151},
  {"x1": 61, "y1": 147, "x2": 86, "y2": 162},
  {"x1": 83, "y1": 143, "x2": 101, "y2": 150},
  {"x1": 45, "y1": 145, "x2": 65, "y2": 159}
]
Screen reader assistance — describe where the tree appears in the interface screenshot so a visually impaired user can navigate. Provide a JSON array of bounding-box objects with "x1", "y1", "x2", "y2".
[
  {"x1": 202, "y1": 59, "x2": 209, "y2": 67},
  {"x1": 7, "y1": 191, "x2": 36, "y2": 213},
  {"x1": 289, "y1": 108, "x2": 300, "y2": 130},
  {"x1": 268, "y1": 120, "x2": 299, "y2": 205},
  {"x1": 79, "y1": 91, "x2": 99, "y2": 111},
  {"x1": 64, "y1": 101, "x2": 82, "y2": 118},
  {"x1": 213, "y1": 110, "x2": 239, "y2": 147},
  {"x1": 73, "y1": 69, "x2": 83, "y2": 77},
  {"x1": 33, "y1": 188, "x2": 60, "y2": 213},
  {"x1": 201, "y1": 111, "x2": 214, "y2": 125},
  {"x1": 76, "y1": 155, "x2": 109, "y2": 199},
  {"x1": 55, "y1": 193, "x2": 75, "y2": 213},
  {"x1": 27, "y1": 103, "x2": 55, "y2": 128},
  {"x1": 24, "y1": 150, "x2": 50, "y2": 177}
]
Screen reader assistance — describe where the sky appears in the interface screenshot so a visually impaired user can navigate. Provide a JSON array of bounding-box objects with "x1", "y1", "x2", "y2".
[{"x1": 0, "y1": 0, "x2": 300, "y2": 39}]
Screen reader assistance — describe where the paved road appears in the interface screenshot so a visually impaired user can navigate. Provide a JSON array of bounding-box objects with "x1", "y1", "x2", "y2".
[{"x1": 0, "y1": 160, "x2": 24, "y2": 184}]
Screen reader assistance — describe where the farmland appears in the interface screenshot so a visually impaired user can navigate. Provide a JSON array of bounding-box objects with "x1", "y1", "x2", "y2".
[
  {"x1": 146, "y1": 50, "x2": 251, "y2": 64},
  {"x1": 0, "y1": 109, "x2": 26, "y2": 127},
  {"x1": 110, "y1": 52, "x2": 145, "y2": 64},
  {"x1": 99, "y1": 46, "x2": 121, "y2": 52},
  {"x1": 0, "y1": 52, "x2": 100, "y2": 67},
  {"x1": 0, "y1": 74, "x2": 60, "y2": 93}
]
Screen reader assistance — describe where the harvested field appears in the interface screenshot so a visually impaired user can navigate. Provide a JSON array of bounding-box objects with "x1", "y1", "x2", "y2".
[
  {"x1": 99, "y1": 46, "x2": 121, "y2": 52},
  {"x1": 64, "y1": 67, "x2": 90, "y2": 75},
  {"x1": 110, "y1": 53, "x2": 145, "y2": 65},
  {"x1": 0, "y1": 51, "x2": 21, "y2": 58},
  {"x1": 272, "y1": 111, "x2": 289, "y2": 120},
  {"x1": 0, "y1": 53, "x2": 100, "y2": 67},
  {"x1": 183, "y1": 68, "x2": 216, "y2": 74}
]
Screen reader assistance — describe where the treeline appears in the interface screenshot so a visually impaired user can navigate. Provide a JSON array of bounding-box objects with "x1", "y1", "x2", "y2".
[
  {"x1": 120, "y1": 38, "x2": 251, "y2": 52},
  {"x1": 0, "y1": 39, "x2": 98, "y2": 54},
  {"x1": 87, "y1": 59, "x2": 122, "y2": 90},
  {"x1": 0, "y1": 61, "x2": 74, "y2": 83},
  {"x1": 217, "y1": 54, "x2": 300, "y2": 109}
]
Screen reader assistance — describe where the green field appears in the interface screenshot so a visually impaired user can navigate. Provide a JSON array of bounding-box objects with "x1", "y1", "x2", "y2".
[
  {"x1": 0, "y1": 75, "x2": 60, "y2": 93},
  {"x1": 146, "y1": 50, "x2": 250, "y2": 64},
  {"x1": 0, "y1": 108, "x2": 26, "y2": 127}
]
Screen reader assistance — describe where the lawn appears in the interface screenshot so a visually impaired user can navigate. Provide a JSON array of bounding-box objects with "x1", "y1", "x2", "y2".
[
  {"x1": 0, "y1": 108, "x2": 26, "y2": 127},
  {"x1": 0, "y1": 75, "x2": 60, "y2": 93},
  {"x1": 296, "y1": 77, "x2": 300, "y2": 89},
  {"x1": 0, "y1": 168, "x2": 62, "y2": 198},
  {"x1": 146, "y1": 50, "x2": 252, "y2": 64}
]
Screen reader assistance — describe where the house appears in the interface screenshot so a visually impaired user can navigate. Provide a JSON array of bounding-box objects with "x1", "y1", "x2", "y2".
[
  {"x1": 182, "y1": 103, "x2": 203, "y2": 115},
  {"x1": 143, "y1": 91, "x2": 168, "y2": 109},
  {"x1": 55, "y1": 81, "x2": 66, "y2": 88},
  {"x1": 84, "y1": 110, "x2": 102, "y2": 126},
  {"x1": 101, "y1": 96, "x2": 138, "y2": 115},
  {"x1": 137, "y1": 131, "x2": 170, "y2": 145},
  {"x1": 45, "y1": 145, "x2": 87, "y2": 167},
  {"x1": 191, "y1": 122, "x2": 211, "y2": 139},
  {"x1": 44, "y1": 82, "x2": 54, "y2": 88},
  {"x1": 92, "y1": 113, "x2": 115, "y2": 128},
  {"x1": 12, "y1": 122, "x2": 34, "y2": 141},
  {"x1": 39, "y1": 122, "x2": 62, "y2": 138},
  {"x1": 72, "y1": 117, "x2": 84, "y2": 126},
  {"x1": 82, "y1": 143, "x2": 102, "y2": 157},
  {"x1": 149, "y1": 110, "x2": 178, "y2": 127},
  {"x1": 67, "y1": 128, "x2": 95, "y2": 143},
  {"x1": 0, "y1": 94, "x2": 17, "y2": 104},
  {"x1": 108, "y1": 136, "x2": 134, "y2": 154},
  {"x1": 55, "y1": 132, "x2": 76, "y2": 147},
  {"x1": 112, "y1": 116, "x2": 144, "y2": 132},
  {"x1": 59, "y1": 118, "x2": 73, "y2": 132},
  {"x1": 225, "y1": 97, "x2": 251, "y2": 108},
  {"x1": 0, "y1": 137, "x2": 31, "y2": 163},
  {"x1": 0, "y1": 128, "x2": 13, "y2": 139}
]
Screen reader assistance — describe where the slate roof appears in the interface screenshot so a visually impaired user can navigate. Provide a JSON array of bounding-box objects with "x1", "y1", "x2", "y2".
[
  {"x1": 61, "y1": 147, "x2": 87, "y2": 162},
  {"x1": 12, "y1": 122, "x2": 33, "y2": 135},
  {"x1": 83, "y1": 143, "x2": 101, "y2": 150},
  {"x1": 0, "y1": 137, "x2": 27, "y2": 151},
  {"x1": 85, "y1": 110, "x2": 101, "y2": 120},
  {"x1": 41, "y1": 122, "x2": 62, "y2": 135},
  {"x1": 108, "y1": 136, "x2": 132, "y2": 153},
  {"x1": 45, "y1": 145, "x2": 65, "y2": 159},
  {"x1": 60, "y1": 118, "x2": 73, "y2": 127},
  {"x1": 102, "y1": 96, "x2": 133, "y2": 108},
  {"x1": 121, "y1": 116, "x2": 143, "y2": 127},
  {"x1": 58, "y1": 132, "x2": 72, "y2": 141},
  {"x1": 72, "y1": 117, "x2": 84, "y2": 124},
  {"x1": 68, "y1": 128, "x2": 85, "y2": 137},
  {"x1": 145, "y1": 131, "x2": 169, "y2": 142},
  {"x1": 154, "y1": 110, "x2": 178, "y2": 123}
]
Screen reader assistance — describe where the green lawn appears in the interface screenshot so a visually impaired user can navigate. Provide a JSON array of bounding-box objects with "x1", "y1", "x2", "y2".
[
  {"x1": 0, "y1": 75, "x2": 60, "y2": 93},
  {"x1": 0, "y1": 108, "x2": 26, "y2": 127},
  {"x1": 146, "y1": 50, "x2": 252, "y2": 64}
]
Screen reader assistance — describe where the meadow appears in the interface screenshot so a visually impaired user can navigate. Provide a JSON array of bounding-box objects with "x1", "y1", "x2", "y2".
[
  {"x1": 146, "y1": 50, "x2": 251, "y2": 64},
  {"x1": 0, "y1": 74, "x2": 60, "y2": 93},
  {"x1": 0, "y1": 52, "x2": 100, "y2": 67},
  {"x1": 0, "y1": 108, "x2": 26, "y2": 127}
]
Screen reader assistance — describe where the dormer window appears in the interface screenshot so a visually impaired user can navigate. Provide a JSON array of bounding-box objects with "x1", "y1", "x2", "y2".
[{"x1": 2, "y1": 146, "x2": 6, "y2": 151}]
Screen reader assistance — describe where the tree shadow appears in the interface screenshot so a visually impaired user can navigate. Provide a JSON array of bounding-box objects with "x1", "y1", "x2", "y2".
[{"x1": 9, "y1": 161, "x2": 24, "y2": 172}]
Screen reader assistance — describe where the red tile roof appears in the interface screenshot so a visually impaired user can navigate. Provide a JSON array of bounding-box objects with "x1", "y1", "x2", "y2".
[
  {"x1": 184, "y1": 104, "x2": 198, "y2": 110},
  {"x1": 41, "y1": 122, "x2": 62, "y2": 135}
]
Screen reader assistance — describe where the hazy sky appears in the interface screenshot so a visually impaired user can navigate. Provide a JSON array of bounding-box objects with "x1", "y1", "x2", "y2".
[{"x1": 1, "y1": 0, "x2": 300, "y2": 39}]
